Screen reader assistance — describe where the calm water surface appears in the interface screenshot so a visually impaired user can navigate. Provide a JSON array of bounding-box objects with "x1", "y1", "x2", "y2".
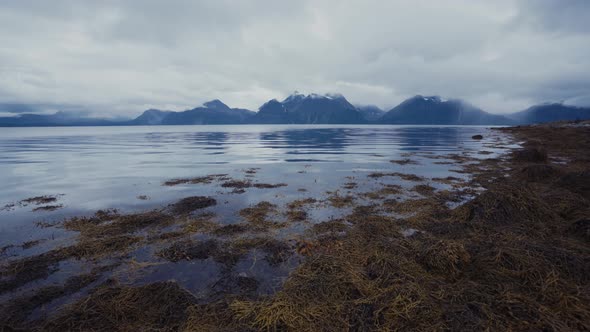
[
  {"x1": 0, "y1": 125, "x2": 512, "y2": 246},
  {"x1": 0, "y1": 125, "x2": 516, "y2": 307}
]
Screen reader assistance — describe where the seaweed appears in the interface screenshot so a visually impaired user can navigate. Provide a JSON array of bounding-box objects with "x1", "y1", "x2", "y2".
[
  {"x1": 21, "y1": 195, "x2": 59, "y2": 205},
  {"x1": 163, "y1": 174, "x2": 228, "y2": 186},
  {"x1": 221, "y1": 179, "x2": 286, "y2": 190},
  {"x1": 412, "y1": 184, "x2": 436, "y2": 196},
  {"x1": 312, "y1": 219, "x2": 348, "y2": 234},
  {"x1": 157, "y1": 239, "x2": 221, "y2": 262},
  {"x1": 418, "y1": 239, "x2": 470, "y2": 277},
  {"x1": 368, "y1": 172, "x2": 424, "y2": 181},
  {"x1": 512, "y1": 147, "x2": 548, "y2": 163},
  {"x1": 0, "y1": 235, "x2": 139, "y2": 294},
  {"x1": 0, "y1": 272, "x2": 100, "y2": 329},
  {"x1": 64, "y1": 210, "x2": 174, "y2": 237},
  {"x1": 327, "y1": 193, "x2": 355, "y2": 208},
  {"x1": 286, "y1": 198, "x2": 317, "y2": 210},
  {"x1": 390, "y1": 158, "x2": 419, "y2": 165},
  {"x1": 212, "y1": 223, "x2": 250, "y2": 237},
  {"x1": 32, "y1": 204, "x2": 63, "y2": 212},
  {"x1": 343, "y1": 182, "x2": 358, "y2": 189},
  {"x1": 568, "y1": 219, "x2": 590, "y2": 242},
  {"x1": 171, "y1": 196, "x2": 217, "y2": 215},
  {"x1": 42, "y1": 281, "x2": 197, "y2": 331},
  {"x1": 361, "y1": 184, "x2": 403, "y2": 199},
  {"x1": 183, "y1": 214, "x2": 219, "y2": 234}
]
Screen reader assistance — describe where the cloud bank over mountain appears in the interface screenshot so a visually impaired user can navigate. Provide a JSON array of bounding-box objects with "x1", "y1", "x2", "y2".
[{"x1": 0, "y1": 0, "x2": 589, "y2": 117}]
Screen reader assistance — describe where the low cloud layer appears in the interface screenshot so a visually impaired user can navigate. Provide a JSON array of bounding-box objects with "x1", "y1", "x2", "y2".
[{"x1": 1, "y1": 0, "x2": 589, "y2": 117}]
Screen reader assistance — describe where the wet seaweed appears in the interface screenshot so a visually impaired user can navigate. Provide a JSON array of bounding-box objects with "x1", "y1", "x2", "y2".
[
  {"x1": 0, "y1": 272, "x2": 100, "y2": 329},
  {"x1": 171, "y1": 196, "x2": 217, "y2": 215},
  {"x1": 163, "y1": 174, "x2": 228, "y2": 186},
  {"x1": 327, "y1": 192, "x2": 355, "y2": 208},
  {"x1": 390, "y1": 158, "x2": 419, "y2": 165},
  {"x1": 221, "y1": 179, "x2": 287, "y2": 190},
  {"x1": 412, "y1": 184, "x2": 436, "y2": 196},
  {"x1": 64, "y1": 210, "x2": 174, "y2": 237},
  {"x1": 42, "y1": 281, "x2": 197, "y2": 331},
  {"x1": 0, "y1": 235, "x2": 139, "y2": 294},
  {"x1": 32, "y1": 204, "x2": 63, "y2": 212},
  {"x1": 368, "y1": 172, "x2": 425, "y2": 182},
  {"x1": 238, "y1": 201, "x2": 285, "y2": 231}
]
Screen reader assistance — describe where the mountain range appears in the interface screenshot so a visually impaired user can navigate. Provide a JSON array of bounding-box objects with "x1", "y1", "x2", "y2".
[
  {"x1": 253, "y1": 92, "x2": 366, "y2": 124},
  {"x1": 1, "y1": 93, "x2": 589, "y2": 127},
  {"x1": 380, "y1": 96, "x2": 512, "y2": 125},
  {"x1": 129, "y1": 100, "x2": 254, "y2": 125}
]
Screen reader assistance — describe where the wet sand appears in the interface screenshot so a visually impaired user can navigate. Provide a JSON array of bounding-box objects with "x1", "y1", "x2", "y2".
[{"x1": 1, "y1": 121, "x2": 589, "y2": 331}]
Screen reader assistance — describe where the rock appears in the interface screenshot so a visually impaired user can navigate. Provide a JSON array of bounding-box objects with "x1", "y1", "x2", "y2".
[{"x1": 471, "y1": 134, "x2": 483, "y2": 140}]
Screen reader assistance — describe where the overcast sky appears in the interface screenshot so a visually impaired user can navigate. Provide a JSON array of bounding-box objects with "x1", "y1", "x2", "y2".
[{"x1": 0, "y1": 0, "x2": 589, "y2": 117}]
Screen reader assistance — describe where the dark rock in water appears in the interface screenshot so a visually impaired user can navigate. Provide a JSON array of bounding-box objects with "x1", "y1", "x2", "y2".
[
  {"x1": 512, "y1": 147, "x2": 548, "y2": 163},
  {"x1": 471, "y1": 135, "x2": 483, "y2": 140},
  {"x1": 568, "y1": 219, "x2": 590, "y2": 242},
  {"x1": 172, "y1": 196, "x2": 217, "y2": 214},
  {"x1": 519, "y1": 164, "x2": 559, "y2": 182}
]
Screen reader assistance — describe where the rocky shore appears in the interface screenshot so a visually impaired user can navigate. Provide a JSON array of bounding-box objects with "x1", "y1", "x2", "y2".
[{"x1": 1, "y1": 121, "x2": 589, "y2": 331}]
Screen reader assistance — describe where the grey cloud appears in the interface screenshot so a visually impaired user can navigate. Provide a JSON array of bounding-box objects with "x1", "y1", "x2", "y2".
[
  {"x1": 515, "y1": 0, "x2": 590, "y2": 34},
  {"x1": 0, "y1": 103, "x2": 38, "y2": 114},
  {"x1": 0, "y1": 0, "x2": 589, "y2": 117}
]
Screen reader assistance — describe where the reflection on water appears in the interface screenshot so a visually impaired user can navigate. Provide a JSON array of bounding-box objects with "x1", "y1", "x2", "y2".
[
  {"x1": 0, "y1": 125, "x2": 508, "y2": 238},
  {"x1": 0, "y1": 124, "x2": 514, "y2": 311}
]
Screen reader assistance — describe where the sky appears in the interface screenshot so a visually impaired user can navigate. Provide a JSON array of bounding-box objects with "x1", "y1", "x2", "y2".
[{"x1": 0, "y1": 0, "x2": 589, "y2": 117}]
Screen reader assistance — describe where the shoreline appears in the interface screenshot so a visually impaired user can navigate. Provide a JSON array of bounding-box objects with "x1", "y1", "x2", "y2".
[{"x1": 1, "y1": 122, "x2": 589, "y2": 330}]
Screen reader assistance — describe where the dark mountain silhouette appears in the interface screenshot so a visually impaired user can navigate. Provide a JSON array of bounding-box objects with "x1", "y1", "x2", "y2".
[
  {"x1": 253, "y1": 92, "x2": 366, "y2": 124},
  {"x1": 508, "y1": 103, "x2": 590, "y2": 124},
  {"x1": 130, "y1": 109, "x2": 174, "y2": 125},
  {"x1": 3, "y1": 94, "x2": 590, "y2": 127},
  {"x1": 0, "y1": 111, "x2": 117, "y2": 127},
  {"x1": 379, "y1": 95, "x2": 513, "y2": 125},
  {"x1": 130, "y1": 100, "x2": 255, "y2": 125},
  {"x1": 252, "y1": 99, "x2": 290, "y2": 124},
  {"x1": 357, "y1": 105, "x2": 385, "y2": 122}
]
